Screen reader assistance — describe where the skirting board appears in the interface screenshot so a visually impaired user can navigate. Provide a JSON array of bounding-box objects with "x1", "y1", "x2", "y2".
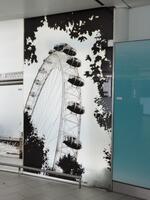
[{"x1": 113, "y1": 181, "x2": 150, "y2": 200}]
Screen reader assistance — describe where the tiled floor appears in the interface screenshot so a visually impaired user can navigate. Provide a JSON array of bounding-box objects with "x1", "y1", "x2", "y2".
[{"x1": 0, "y1": 171, "x2": 141, "y2": 200}]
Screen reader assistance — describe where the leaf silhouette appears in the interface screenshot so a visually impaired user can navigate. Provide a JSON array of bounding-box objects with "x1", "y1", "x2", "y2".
[
  {"x1": 78, "y1": 36, "x2": 87, "y2": 42},
  {"x1": 86, "y1": 55, "x2": 92, "y2": 62}
]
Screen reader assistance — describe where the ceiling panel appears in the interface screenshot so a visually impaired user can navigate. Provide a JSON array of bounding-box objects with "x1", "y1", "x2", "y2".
[
  {"x1": 102, "y1": 0, "x2": 150, "y2": 8},
  {"x1": 0, "y1": 0, "x2": 149, "y2": 21},
  {"x1": 125, "y1": 0, "x2": 150, "y2": 7}
]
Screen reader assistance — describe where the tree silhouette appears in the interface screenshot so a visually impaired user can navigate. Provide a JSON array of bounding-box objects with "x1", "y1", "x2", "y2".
[
  {"x1": 24, "y1": 8, "x2": 113, "y2": 65},
  {"x1": 57, "y1": 154, "x2": 84, "y2": 176},
  {"x1": 24, "y1": 112, "x2": 48, "y2": 173},
  {"x1": 82, "y1": 16, "x2": 113, "y2": 171},
  {"x1": 103, "y1": 147, "x2": 111, "y2": 170},
  {"x1": 84, "y1": 36, "x2": 112, "y2": 170}
]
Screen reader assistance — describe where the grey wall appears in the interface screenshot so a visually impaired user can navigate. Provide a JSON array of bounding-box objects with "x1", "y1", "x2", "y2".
[
  {"x1": 114, "y1": 8, "x2": 129, "y2": 42},
  {"x1": 114, "y1": 6, "x2": 150, "y2": 42},
  {"x1": 129, "y1": 5, "x2": 150, "y2": 40}
]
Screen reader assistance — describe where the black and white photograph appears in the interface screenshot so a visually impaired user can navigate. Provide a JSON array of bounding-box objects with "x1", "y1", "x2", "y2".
[
  {"x1": 24, "y1": 8, "x2": 113, "y2": 188},
  {"x1": 0, "y1": 1, "x2": 150, "y2": 200}
]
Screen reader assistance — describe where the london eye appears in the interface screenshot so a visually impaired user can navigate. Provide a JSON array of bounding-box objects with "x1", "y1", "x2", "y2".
[{"x1": 25, "y1": 43, "x2": 85, "y2": 172}]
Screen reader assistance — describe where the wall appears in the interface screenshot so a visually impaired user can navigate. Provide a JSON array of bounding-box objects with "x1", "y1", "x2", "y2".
[
  {"x1": 0, "y1": 19, "x2": 23, "y2": 169},
  {"x1": 114, "y1": 8, "x2": 129, "y2": 42},
  {"x1": 129, "y1": 5, "x2": 150, "y2": 40},
  {"x1": 0, "y1": 19, "x2": 23, "y2": 72},
  {"x1": 114, "y1": 5, "x2": 150, "y2": 42}
]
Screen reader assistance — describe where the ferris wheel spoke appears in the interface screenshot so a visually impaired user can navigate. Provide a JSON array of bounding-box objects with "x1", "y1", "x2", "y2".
[{"x1": 33, "y1": 69, "x2": 61, "y2": 132}]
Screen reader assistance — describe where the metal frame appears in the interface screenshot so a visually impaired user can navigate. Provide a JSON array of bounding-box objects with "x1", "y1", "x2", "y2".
[
  {"x1": 0, "y1": 72, "x2": 23, "y2": 86},
  {"x1": 0, "y1": 162, "x2": 82, "y2": 189}
]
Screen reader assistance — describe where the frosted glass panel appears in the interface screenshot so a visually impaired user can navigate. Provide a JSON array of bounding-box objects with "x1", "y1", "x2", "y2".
[{"x1": 113, "y1": 40, "x2": 150, "y2": 189}]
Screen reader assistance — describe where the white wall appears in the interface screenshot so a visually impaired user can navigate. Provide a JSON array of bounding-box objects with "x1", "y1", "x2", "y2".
[
  {"x1": 0, "y1": 19, "x2": 23, "y2": 73},
  {"x1": 0, "y1": 19, "x2": 23, "y2": 143}
]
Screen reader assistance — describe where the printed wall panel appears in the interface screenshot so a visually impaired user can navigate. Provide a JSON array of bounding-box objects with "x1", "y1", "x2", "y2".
[{"x1": 24, "y1": 8, "x2": 113, "y2": 188}]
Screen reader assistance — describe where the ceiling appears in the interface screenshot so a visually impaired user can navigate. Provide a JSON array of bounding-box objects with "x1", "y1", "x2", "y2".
[{"x1": 0, "y1": 0, "x2": 150, "y2": 21}]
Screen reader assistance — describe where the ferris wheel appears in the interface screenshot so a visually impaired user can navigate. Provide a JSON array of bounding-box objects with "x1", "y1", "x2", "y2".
[{"x1": 25, "y1": 43, "x2": 85, "y2": 171}]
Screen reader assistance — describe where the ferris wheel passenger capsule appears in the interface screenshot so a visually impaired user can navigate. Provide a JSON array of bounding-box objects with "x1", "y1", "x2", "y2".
[
  {"x1": 54, "y1": 43, "x2": 76, "y2": 56},
  {"x1": 54, "y1": 43, "x2": 67, "y2": 51},
  {"x1": 63, "y1": 46, "x2": 76, "y2": 56},
  {"x1": 63, "y1": 135, "x2": 82, "y2": 150},
  {"x1": 67, "y1": 102, "x2": 85, "y2": 115},
  {"x1": 68, "y1": 76, "x2": 84, "y2": 87},
  {"x1": 66, "y1": 57, "x2": 81, "y2": 68}
]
